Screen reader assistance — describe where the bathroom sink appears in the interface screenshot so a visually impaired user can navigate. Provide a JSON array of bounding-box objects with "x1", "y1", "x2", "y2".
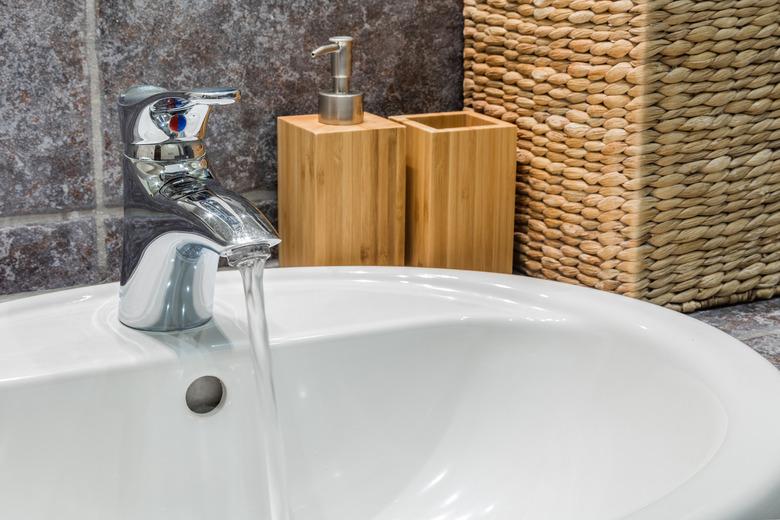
[{"x1": 1, "y1": 267, "x2": 779, "y2": 520}]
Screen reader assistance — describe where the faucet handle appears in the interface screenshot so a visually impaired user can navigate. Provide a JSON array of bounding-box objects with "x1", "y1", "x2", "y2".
[
  {"x1": 185, "y1": 87, "x2": 240, "y2": 106},
  {"x1": 118, "y1": 85, "x2": 240, "y2": 149}
]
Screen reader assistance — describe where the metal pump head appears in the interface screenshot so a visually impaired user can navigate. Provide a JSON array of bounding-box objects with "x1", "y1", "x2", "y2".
[{"x1": 311, "y1": 36, "x2": 363, "y2": 125}]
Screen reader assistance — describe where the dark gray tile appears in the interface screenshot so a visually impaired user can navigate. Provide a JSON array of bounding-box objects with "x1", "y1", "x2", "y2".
[
  {"x1": 253, "y1": 199, "x2": 278, "y2": 231},
  {"x1": 743, "y1": 334, "x2": 780, "y2": 355},
  {"x1": 692, "y1": 299, "x2": 780, "y2": 341},
  {"x1": 0, "y1": 219, "x2": 98, "y2": 295},
  {"x1": 0, "y1": 1, "x2": 94, "y2": 216},
  {"x1": 743, "y1": 335, "x2": 780, "y2": 370},
  {"x1": 101, "y1": 215, "x2": 124, "y2": 283},
  {"x1": 96, "y1": 0, "x2": 463, "y2": 205},
  {"x1": 256, "y1": 199, "x2": 280, "y2": 261}
]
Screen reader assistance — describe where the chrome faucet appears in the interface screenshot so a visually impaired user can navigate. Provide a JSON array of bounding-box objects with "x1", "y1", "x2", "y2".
[{"x1": 118, "y1": 85, "x2": 280, "y2": 332}]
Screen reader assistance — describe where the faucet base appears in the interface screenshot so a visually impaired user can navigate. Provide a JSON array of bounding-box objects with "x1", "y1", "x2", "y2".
[{"x1": 119, "y1": 233, "x2": 219, "y2": 332}]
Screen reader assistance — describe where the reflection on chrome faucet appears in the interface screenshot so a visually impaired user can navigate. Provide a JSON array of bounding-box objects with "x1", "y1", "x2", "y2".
[{"x1": 117, "y1": 85, "x2": 280, "y2": 331}]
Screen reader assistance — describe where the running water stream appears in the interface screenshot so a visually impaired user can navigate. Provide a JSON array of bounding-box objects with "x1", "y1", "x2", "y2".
[{"x1": 228, "y1": 244, "x2": 290, "y2": 520}]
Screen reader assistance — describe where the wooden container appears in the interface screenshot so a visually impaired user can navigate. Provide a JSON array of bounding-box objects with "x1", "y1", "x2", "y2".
[
  {"x1": 391, "y1": 111, "x2": 516, "y2": 273},
  {"x1": 277, "y1": 113, "x2": 406, "y2": 266},
  {"x1": 464, "y1": 0, "x2": 780, "y2": 312}
]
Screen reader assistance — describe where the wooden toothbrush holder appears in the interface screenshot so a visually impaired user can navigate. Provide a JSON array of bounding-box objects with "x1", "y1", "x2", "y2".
[{"x1": 391, "y1": 111, "x2": 516, "y2": 273}]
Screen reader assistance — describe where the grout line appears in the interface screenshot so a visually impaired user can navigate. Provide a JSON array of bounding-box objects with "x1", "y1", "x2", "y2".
[
  {"x1": 84, "y1": 0, "x2": 108, "y2": 274},
  {"x1": 0, "y1": 207, "x2": 123, "y2": 229}
]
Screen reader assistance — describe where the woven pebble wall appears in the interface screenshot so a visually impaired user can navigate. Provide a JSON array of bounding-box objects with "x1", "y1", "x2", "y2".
[{"x1": 464, "y1": 0, "x2": 780, "y2": 312}]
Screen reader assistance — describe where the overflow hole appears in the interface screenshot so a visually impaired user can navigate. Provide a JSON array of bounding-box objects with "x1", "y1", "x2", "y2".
[{"x1": 186, "y1": 376, "x2": 225, "y2": 414}]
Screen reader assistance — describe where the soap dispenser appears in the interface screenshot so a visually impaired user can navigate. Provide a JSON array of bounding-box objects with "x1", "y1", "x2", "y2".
[
  {"x1": 311, "y1": 36, "x2": 363, "y2": 125},
  {"x1": 277, "y1": 36, "x2": 406, "y2": 267}
]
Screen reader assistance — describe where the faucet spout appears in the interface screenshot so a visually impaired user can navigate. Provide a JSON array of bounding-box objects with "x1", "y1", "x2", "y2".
[
  {"x1": 117, "y1": 85, "x2": 280, "y2": 332},
  {"x1": 119, "y1": 176, "x2": 280, "y2": 332}
]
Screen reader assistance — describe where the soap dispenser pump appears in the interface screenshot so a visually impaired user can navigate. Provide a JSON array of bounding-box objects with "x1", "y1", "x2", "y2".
[{"x1": 311, "y1": 36, "x2": 363, "y2": 125}]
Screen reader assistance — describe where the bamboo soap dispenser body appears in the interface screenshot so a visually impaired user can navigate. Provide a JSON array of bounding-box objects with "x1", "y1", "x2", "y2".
[{"x1": 278, "y1": 37, "x2": 406, "y2": 267}]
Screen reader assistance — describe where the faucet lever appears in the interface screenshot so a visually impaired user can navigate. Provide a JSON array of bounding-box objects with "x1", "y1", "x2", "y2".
[
  {"x1": 187, "y1": 87, "x2": 240, "y2": 105},
  {"x1": 119, "y1": 85, "x2": 240, "y2": 156},
  {"x1": 149, "y1": 88, "x2": 240, "y2": 115}
]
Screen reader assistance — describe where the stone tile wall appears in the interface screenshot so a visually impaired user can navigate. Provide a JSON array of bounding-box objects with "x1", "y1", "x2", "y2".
[
  {"x1": 693, "y1": 300, "x2": 780, "y2": 369},
  {"x1": 0, "y1": 0, "x2": 463, "y2": 295}
]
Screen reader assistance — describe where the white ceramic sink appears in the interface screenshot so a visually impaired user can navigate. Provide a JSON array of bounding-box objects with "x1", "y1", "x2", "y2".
[{"x1": 1, "y1": 267, "x2": 779, "y2": 520}]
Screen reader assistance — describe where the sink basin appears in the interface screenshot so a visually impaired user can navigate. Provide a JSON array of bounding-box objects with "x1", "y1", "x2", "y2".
[{"x1": 1, "y1": 267, "x2": 779, "y2": 519}]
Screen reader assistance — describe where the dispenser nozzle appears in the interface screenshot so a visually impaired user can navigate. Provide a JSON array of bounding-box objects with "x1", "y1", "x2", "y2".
[{"x1": 311, "y1": 43, "x2": 340, "y2": 58}]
